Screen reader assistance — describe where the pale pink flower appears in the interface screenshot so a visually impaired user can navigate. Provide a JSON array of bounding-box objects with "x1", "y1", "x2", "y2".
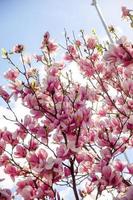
[
  {"x1": 26, "y1": 67, "x2": 38, "y2": 78},
  {"x1": 102, "y1": 166, "x2": 112, "y2": 180},
  {"x1": 98, "y1": 109, "x2": 107, "y2": 116},
  {"x1": 122, "y1": 79, "x2": 133, "y2": 95},
  {"x1": 13, "y1": 44, "x2": 24, "y2": 53},
  {"x1": 34, "y1": 54, "x2": 43, "y2": 62},
  {"x1": 75, "y1": 40, "x2": 81, "y2": 46},
  {"x1": 101, "y1": 148, "x2": 112, "y2": 160},
  {"x1": 9, "y1": 80, "x2": 23, "y2": 97},
  {"x1": 17, "y1": 180, "x2": 34, "y2": 200},
  {"x1": 0, "y1": 188, "x2": 11, "y2": 200},
  {"x1": 47, "y1": 42, "x2": 57, "y2": 52},
  {"x1": 27, "y1": 139, "x2": 38, "y2": 151},
  {"x1": 4, "y1": 68, "x2": 19, "y2": 81},
  {"x1": 22, "y1": 54, "x2": 32, "y2": 64},
  {"x1": 87, "y1": 37, "x2": 97, "y2": 49},
  {"x1": 56, "y1": 144, "x2": 70, "y2": 160},
  {"x1": 64, "y1": 167, "x2": 71, "y2": 177},
  {"x1": 0, "y1": 154, "x2": 9, "y2": 166},
  {"x1": 122, "y1": 6, "x2": 130, "y2": 17},
  {"x1": 67, "y1": 45, "x2": 76, "y2": 55},
  {"x1": 43, "y1": 31, "x2": 50, "y2": 42},
  {"x1": 79, "y1": 59, "x2": 95, "y2": 77},
  {"x1": 2, "y1": 131, "x2": 13, "y2": 144},
  {"x1": 27, "y1": 149, "x2": 48, "y2": 173},
  {"x1": 0, "y1": 140, "x2": 6, "y2": 155},
  {"x1": 126, "y1": 186, "x2": 133, "y2": 200},
  {"x1": 114, "y1": 160, "x2": 126, "y2": 172},
  {"x1": 64, "y1": 52, "x2": 73, "y2": 61},
  {"x1": 4, "y1": 164, "x2": 19, "y2": 180},
  {"x1": 104, "y1": 43, "x2": 133, "y2": 66},
  {"x1": 14, "y1": 145, "x2": 27, "y2": 158},
  {"x1": 0, "y1": 86, "x2": 10, "y2": 102},
  {"x1": 40, "y1": 32, "x2": 57, "y2": 53},
  {"x1": 127, "y1": 164, "x2": 133, "y2": 174}
]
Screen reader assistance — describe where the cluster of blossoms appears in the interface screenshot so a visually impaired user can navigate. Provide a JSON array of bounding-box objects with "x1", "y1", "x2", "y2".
[{"x1": 0, "y1": 6, "x2": 133, "y2": 200}]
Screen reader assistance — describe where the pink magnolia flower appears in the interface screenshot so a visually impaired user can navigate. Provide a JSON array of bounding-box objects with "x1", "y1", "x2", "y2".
[
  {"x1": 104, "y1": 43, "x2": 133, "y2": 66},
  {"x1": 43, "y1": 31, "x2": 50, "y2": 42},
  {"x1": 0, "y1": 86, "x2": 10, "y2": 102},
  {"x1": 4, "y1": 164, "x2": 19, "y2": 180},
  {"x1": 40, "y1": 32, "x2": 57, "y2": 53},
  {"x1": 122, "y1": 6, "x2": 130, "y2": 17},
  {"x1": 0, "y1": 188, "x2": 11, "y2": 200},
  {"x1": 76, "y1": 153, "x2": 93, "y2": 163},
  {"x1": 102, "y1": 166, "x2": 122, "y2": 188},
  {"x1": 17, "y1": 179, "x2": 34, "y2": 200},
  {"x1": 34, "y1": 54, "x2": 43, "y2": 62},
  {"x1": 67, "y1": 45, "x2": 76, "y2": 55},
  {"x1": 27, "y1": 149, "x2": 48, "y2": 173},
  {"x1": 122, "y1": 80, "x2": 133, "y2": 96},
  {"x1": 100, "y1": 148, "x2": 112, "y2": 161},
  {"x1": 2, "y1": 130, "x2": 18, "y2": 146},
  {"x1": 64, "y1": 52, "x2": 74, "y2": 61},
  {"x1": 35, "y1": 183, "x2": 54, "y2": 199},
  {"x1": 64, "y1": 167, "x2": 71, "y2": 177},
  {"x1": 98, "y1": 109, "x2": 107, "y2": 117},
  {"x1": 26, "y1": 68, "x2": 38, "y2": 78},
  {"x1": 2, "y1": 131, "x2": 13, "y2": 144},
  {"x1": 0, "y1": 140, "x2": 6, "y2": 155},
  {"x1": 14, "y1": 145, "x2": 27, "y2": 158},
  {"x1": 46, "y1": 75, "x2": 60, "y2": 93},
  {"x1": 47, "y1": 42, "x2": 58, "y2": 52},
  {"x1": 64, "y1": 45, "x2": 77, "y2": 61},
  {"x1": 23, "y1": 93, "x2": 38, "y2": 108},
  {"x1": 18, "y1": 185, "x2": 33, "y2": 200},
  {"x1": 13, "y1": 44, "x2": 24, "y2": 53},
  {"x1": 127, "y1": 164, "x2": 133, "y2": 174},
  {"x1": 127, "y1": 116, "x2": 133, "y2": 130},
  {"x1": 56, "y1": 144, "x2": 70, "y2": 160},
  {"x1": 9, "y1": 79, "x2": 23, "y2": 98},
  {"x1": 87, "y1": 37, "x2": 97, "y2": 49},
  {"x1": 0, "y1": 154, "x2": 9, "y2": 166},
  {"x1": 102, "y1": 165, "x2": 112, "y2": 180},
  {"x1": 114, "y1": 186, "x2": 133, "y2": 200},
  {"x1": 48, "y1": 65, "x2": 62, "y2": 76},
  {"x1": 22, "y1": 54, "x2": 32, "y2": 64},
  {"x1": 114, "y1": 160, "x2": 126, "y2": 172},
  {"x1": 126, "y1": 186, "x2": 133, "y2": 200},
  {"x1": 75, "y1": 40, "x2": 81, "y2": 47},
  {"x1": 27, "y1": 139, "x2": 38, "y2": 151},
  {"x1": 79, "y1": 59, "x2": 95, "y2": 77},
  {"x1": 4, "y1": 68, "x2": 19, "y2": 81}
]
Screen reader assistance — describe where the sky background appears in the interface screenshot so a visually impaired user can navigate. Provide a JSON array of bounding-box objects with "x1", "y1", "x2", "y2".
[{"x1": 0, "y1": 0, "x2": 133, "y2": 199}]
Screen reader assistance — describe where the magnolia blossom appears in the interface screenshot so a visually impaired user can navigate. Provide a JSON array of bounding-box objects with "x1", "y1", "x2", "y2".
[
  {"x1": 13, "y1": 44, "x2": 24, "y2": 53},
  {"x1": 0, "y1": 188, "x2": 11, "y2": 200},
  {"x1": 121, "y1": 6, "x2": 130, "y2": 17},
  {"x1": 87, "y1": 37, "x2": 97, "y2": 49},
  {"x1": 0, "y1": 86, "x2": 10, "y2": 102},
  {"x1": 1, "y1": 12, "x2": 133, "y2": 200},
  {"x1": 4, "y1": 68, "x2": 19, "y2": 81}
]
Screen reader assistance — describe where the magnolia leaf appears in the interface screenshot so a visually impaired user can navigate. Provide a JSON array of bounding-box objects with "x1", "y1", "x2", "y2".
[
  {"x1": 1, "y1": 48, "x2": 8, "y2": 58},
  {"x1": 96, "y1": 44, "x2": 103, "y2": 54},
  {"x1": 92, "y1": 28, "x2": 96, "y2": 35}
]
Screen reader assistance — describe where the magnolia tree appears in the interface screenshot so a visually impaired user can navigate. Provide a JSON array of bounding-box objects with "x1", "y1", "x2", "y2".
[{"x1": 1, "y1": 5, "x2": 133, "y2": 200}]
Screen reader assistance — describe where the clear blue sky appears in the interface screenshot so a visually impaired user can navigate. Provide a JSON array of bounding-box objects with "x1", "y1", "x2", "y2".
[{"x1": 0, "y1": 0, "x2": 132, "y2": 82}]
